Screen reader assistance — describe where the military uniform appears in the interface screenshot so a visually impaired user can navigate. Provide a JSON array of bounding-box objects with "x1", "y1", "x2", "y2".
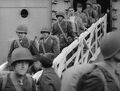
[
  {"x1": 84, "y1": 1, "x2": 98, "y2": 27},
  {"x1": 0, "y1": 73, "x2": 36, "y2": 91},
  {"x1": 8, "y1": 38, "x2": 39, "y2": 62},
  {"x1": 74, "y1": 13, "x2": 87, "y2": 36},
  {"x1": 77, "y1": 62, "x2": 120, "y2": 91},
  {"x1": 61, "y1": 62, "x2": 120, "y2": 91},
  {"x1": 39, "y1": 29, "x2": 60, "y2": 57},
  {"x1": 75, "y1": 11, "x2": 89, "y2": 28},
  {"x1": 52, "y1": 20, "x2": 75, "y2": 51},
  {"x1": 92, "y1": 3, "x2": 102, "y2": 19},
  {"x1": 1, "y1": 48, "x2": 36, "y2": 91},
  {"x1": 7, "y1": 25, "x2": 39, "y2": 66}
]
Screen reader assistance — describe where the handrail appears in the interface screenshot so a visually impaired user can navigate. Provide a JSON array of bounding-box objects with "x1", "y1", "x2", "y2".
[{"x1": 53, "y1": 14, "x2": 107, "y2": 78}]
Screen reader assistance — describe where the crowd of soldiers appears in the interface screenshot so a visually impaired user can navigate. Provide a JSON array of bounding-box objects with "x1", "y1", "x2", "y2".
[{"x1": 1, "y1": 0, "x2": 119, "y2": 91}]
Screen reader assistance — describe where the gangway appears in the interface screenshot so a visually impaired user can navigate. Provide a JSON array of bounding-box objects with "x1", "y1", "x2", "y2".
[
  {"x1": 0, "y1": 14, "x2": 107, "y2": 79},
  {"x1": 53, "y1": 14, "x2": 107, "y2": 78}
]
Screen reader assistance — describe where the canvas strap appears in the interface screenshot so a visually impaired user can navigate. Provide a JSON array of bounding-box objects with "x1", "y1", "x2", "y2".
[
  {"x1": 41, "y1": 39, "x2": 46, "y2": 54},
  {"x1": 10, "y1": 73, "x2": 22, "y2": 91},
  {"x1": 57, "y1": 22, "x2": 69, "y2": 44}
]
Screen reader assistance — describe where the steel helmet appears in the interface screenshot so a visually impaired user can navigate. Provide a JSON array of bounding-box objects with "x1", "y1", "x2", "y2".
[
  {"x1": 11, "y1": 48, "x2": 34, "y2": 66},
  {"x1": 16, "y1": 25, "x2": 28, "y2": 34},
  {"x1": 100, "y1": 31, "x2": 120, "y2": 59},
  {"x1": 56, "y1": 11, "x2": 65, "y2": 18},
  {"x1": 40, "y1": 27, "x2": 50, "y2": 34}
]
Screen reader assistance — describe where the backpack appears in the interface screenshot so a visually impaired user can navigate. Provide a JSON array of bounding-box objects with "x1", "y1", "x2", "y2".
[
  {"x1": 2, "y1": 73, "x2": 32, "y2": 91},
  {"x1": 61, "y1": 63, "x2": 120, "y2": 91}
]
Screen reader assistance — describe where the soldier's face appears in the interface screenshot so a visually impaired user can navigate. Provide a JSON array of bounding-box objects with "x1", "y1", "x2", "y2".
[
  {"x1": 57, "y1": 16, "x2": 64, "y2": 22},
  {"x1": 14, "y1": 61, "x2": 29, "y2": 76},
  {"x1": 17, "y1": 32, "x2": 27, "y2": 39},
  {"x1": 42, "y1": 32, "x2": 49, "y2": 39},
  {"x1": 68, "y1": 8, "x2": 74, "y2": 16},
  {"x1": 77, "y1": 7, "x2": 82, "y2": 12},
  {"x1": 33, "y1": 61, "x2": 42, "y2": 70}
]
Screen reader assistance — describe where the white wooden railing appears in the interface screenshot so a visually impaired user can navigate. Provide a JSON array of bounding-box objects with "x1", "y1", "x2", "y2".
[{"x1": 53, "y1": 14, "x2": 107, "y2": 78}]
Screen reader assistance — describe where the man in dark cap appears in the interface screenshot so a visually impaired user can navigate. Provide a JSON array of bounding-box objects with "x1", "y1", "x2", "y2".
[
  {"x1": 7, "y1": 25, "x2": 39, "y2": 70},
  {"x1": 37, "y1": 53, "x2": 61, "y2": 91}
]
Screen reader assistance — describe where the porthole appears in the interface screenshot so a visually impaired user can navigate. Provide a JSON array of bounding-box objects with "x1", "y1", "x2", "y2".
[{"x1": 21, "y1": 9, "x2": 28, "y2": 18}]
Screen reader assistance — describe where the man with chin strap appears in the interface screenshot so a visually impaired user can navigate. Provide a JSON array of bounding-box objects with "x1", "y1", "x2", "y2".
[
  {"x1": 0, "y1": 48, "x2": 36, "y2": 91},
  {"x1": 7, "y1": 25, "x2": 39, "y2": 70},
  {"x1": 38, "y1": 27, "x2": 60, "y2": 58}
]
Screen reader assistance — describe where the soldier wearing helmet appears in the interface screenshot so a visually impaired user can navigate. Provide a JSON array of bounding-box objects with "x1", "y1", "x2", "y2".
[
  {"x1": 56, "y1": 11, "x2": 65, "y2": 18},
  {"x1": 66, "y1": 4, "x2": 88, "y2": 36},
  {"x1": 83, "y1": 0, "x2": 98, "y2": 27},
  {"x1": 28, "y1": 27, "x2": 60, "y2": 75},
  {"x1": 16, "y1": 25, "x2": 28, "y2": 34},
  {"x1": 0, "y1": 48, "x2": 36, "y2": 91},
  {"x1": 52, "y1": 11, "x2": 76, "y2": 51},
  {"x1": 38, "y1": 27, "x2": 60, "y2": 57},
  {"x1": 7, "y1": 25, "x2": 39, "y2": 70}
]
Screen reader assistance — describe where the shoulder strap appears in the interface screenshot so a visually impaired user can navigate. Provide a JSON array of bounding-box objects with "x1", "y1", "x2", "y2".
[
  {"x1": 2, "y1": 74, "x2": 8, "y2": 91},
  {"x1": 26, "y1": 74, "x2": 32, "y2": 89},
  {"x1": 10, "y1": 73, "x2": 22, "y2": 91},
  {"x1": 16, "y1": 38, "x2": 31, "y2": 48},
  {"x1": 41, "y1": 40, "x2": 46, "y2": 54},
  {"x1": 16, "y1": 39, "x2": 22, "y2": 47},
  {"x1": 27, "y1": 39, "x2": 31, "y2": 48},
  {"x1": 57, "y1": 22, "x2": 68, "y2": 43}
]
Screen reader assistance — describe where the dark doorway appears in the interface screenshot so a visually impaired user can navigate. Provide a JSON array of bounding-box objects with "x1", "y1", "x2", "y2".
[{"x1": 73, "y1": 0, "x2": 110, "y2": 13}]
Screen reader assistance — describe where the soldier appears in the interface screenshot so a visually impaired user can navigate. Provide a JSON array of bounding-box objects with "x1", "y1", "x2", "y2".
[
  {"x1": 67, "y1": 6, "x2": 87, "y2": 36},
  {"x1": 67, "y1": 7, "x2": 77, "y2": 36},
  {"x1": 0, "y1": 48, "x2": 36, "y2": 91},
  {"x1": 52, "y1": 11, "x2": 75, "y2": 51},
  {"x1": 39, "y1": 27, "x2": 60, "y2": 57},
  {"x1": 37, "y1": 53, "x2": 61, "y2": 91},
  {"x1": 84, "y1": 1, "x2": 98, "y2": 27},
  {"x1": 92, "y1": 0, "x2": 102, "y2": 19},
  {"x1": 75, "y1": 3, "x2": 89, "y2": 28},
  {"x1": 7, "y1": 25, "x2": 39, "y2": 69},
  {"x1": 61, "y1": 31, "x2": 120, "y2": 91}
]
